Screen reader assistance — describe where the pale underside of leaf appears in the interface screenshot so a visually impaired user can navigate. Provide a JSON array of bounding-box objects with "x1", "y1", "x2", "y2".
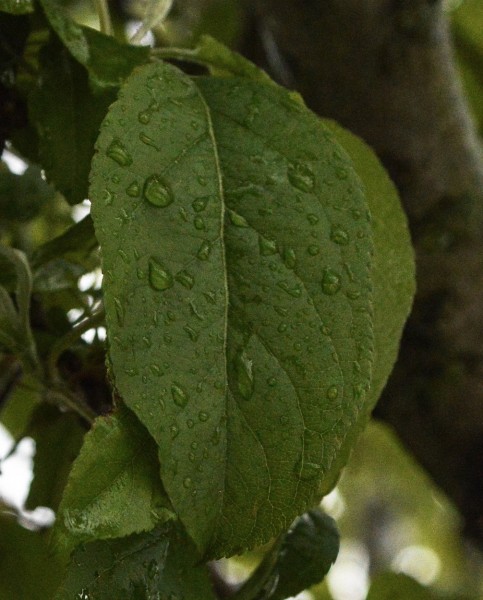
[{"x1": 90, "y1": 62, "x2": 374, "y2": 557}]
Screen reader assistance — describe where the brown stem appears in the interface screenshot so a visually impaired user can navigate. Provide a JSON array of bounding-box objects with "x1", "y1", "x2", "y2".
[{"x1": 245, "y1": 0, "x2": 483, "y2": 546}]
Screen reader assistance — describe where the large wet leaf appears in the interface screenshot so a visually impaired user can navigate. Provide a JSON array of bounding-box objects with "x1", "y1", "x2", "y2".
[
  {"x1": 54, "y1": 405, "x2": 174, "y2": 551},
  {"x1": 90, "y1": 62, "x2": 375, "y2": 556}
]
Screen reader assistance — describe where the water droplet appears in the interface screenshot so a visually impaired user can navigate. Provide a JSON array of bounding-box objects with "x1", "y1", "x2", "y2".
[
  {"x1": 187, "y1": 419, "x2": 194, "y2": 428},
  {"x1": 288, "y1": 161, "x2": 315, "y2": 192},
  {"x1": 139, "y1": 132, "x2": 160, "y2": 150},
  {"x1": 307, "y1": 213, "x2": 319, "y2": 225},
  {"x1": 194, "y1": 216, "x2": 205, "y2": 230},
  {"x1": 175, "y1": 270, "x2": 194, "y2": 289},
  {"x1": 106, "y1": 139, "x2": 132, "y2": 166},
  {"x1": 138, "y1": 110, "x2": 151, "y2": 124},
  {"x1": 279, "y1": 415, "x2": 289, "y2": 425},
  {"x1": 327, "y1": 386, "x2": 339, "y2": 400},
  {"x1": 143, "y1": 175, "x2": 173, "y2": 207},
  {"x1": 192, "y1": 196, "x2": 209, "y2": 212},
  {"x1": 149, "y1": 258, "x2": 173, "y2": 291},
  {"x1": 183, "y1": 477, "x2": 192, "y2": 489},
  {"x1": 171, "y1": 383, "x2": 188, "y2": 408},
  {"x1": 235, "y1": 349, "x2": 254, "y2": 400},
  {"x1": 199, "y1": 411, "x2": 209, "y2": 422},
  {"x1": 197, "y1": 240, "x2": 212, "y2": 261},
  {"x1": 183, "y1": 325, "x2": 199, "y2": 342},
  {"x1": 330, "y1": 225, "x2": 350, "y2": 245},
  {"x1": 103, "y1": 189, "x2": 114, "y2": 205},
  {"x1": 259, "y1": 235, "x2": 277, "y2": 256},
  {"x1": 277, "y1": 281, "x2": 302, "y2": 298},
  {"x1": 307, "y1": 244, "x2": 320, "y2": 256},
  {"x1": 321, "y1": 268, "x2": 341, "y2": 295},
  {"x1": 267, "y1": 377, "x2": 277, "y2": 387},
  {"x1": 114, "y1": 298, "x2": 124, "y2": 325},
  {"x1": 126, "y1": 181, "x2": 140, "y2": 197},
  {"x1": 229, "y1": 210, "x2": 249, "y2": 228},
  {"x1": 283, "y1": 247, "x2": 296, "y2": 269},
  {"x1": 278, "y1": 323, "x2": 287, "y2": 332},
  {"x1": 170, "y1": 424, "x2": 179, "y2": 439},
  {"x1": 346, "y1": 289, "x2": 361, "y2": 300}
]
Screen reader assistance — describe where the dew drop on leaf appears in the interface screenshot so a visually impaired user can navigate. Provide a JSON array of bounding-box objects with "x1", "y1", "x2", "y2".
[
  {"x1": 321, "y1": 268, "x2": 342, "y2": 295},
  {"x1": 196, "y1": 240, "x2": 212, "y2": 261},
  {"x1": 277, "y1": 281, "x2": 302, "y2": 298},
  {"x1": 139, "y1": 132, "x2": 160, "y2": 150},
  {"x1": 194, "y1": 216, "x2": 205, "y2": 230},
  {"x1": 126, "y1": 181, "x2": 141, "y2": 197},
  {"x1": 330, "y1": 225, "x2": 350, "y2": 245},
  {"x1": 235, "y1": 349, "x2": 254, "y2": 401},
  {"x1": 307, "y1": 213, "x2": 319, "y2": 225},
  {"x1": 283, "y1": 247, "x2": 297, "y2": 269},
  {"x1": 175, "y1": 270, "x2": 195, "y2": 289},
  {"x1": 172, "y1": 383, "x2": 188, "y2": 408},
  {"x1": 138, "y1": 110, "x2": 151, "y2": 124},
  {"x1": 192, "y1": 196, "x2": 209, "y2": 212},
  {"x1": 307, "y1": 244, "x2": 320, "y2": 256},
  {"x1": 143, "y1": 175, "x2": 173, "y2": 207},
  {"x1": 199, "y1": 411, "x2": 209, "y2": 422},
  {"x1": 259, "y1": 235, "x2": 278, "y2": 256},
  {"x1": 326, "y1": 385, "x2": 339, "y2": 400},
  {"x1": 106, "y1": 138, "x2": 133, "y2": 166},
  {"x1": 114, "y1": 298, "x2": 124, "y2": 326},
  {"x1": 229, "y1": 210, "x2": 249, "y2": 228},
  {"x1": 149, "y1": 258, "x2": 173, "y2": 291},
  {"x1": 183, "y1": 325, "x2": 199, "y2": 342},
  {"x1": 287, "y1": 161, "x2": 315, "y2": 192}
]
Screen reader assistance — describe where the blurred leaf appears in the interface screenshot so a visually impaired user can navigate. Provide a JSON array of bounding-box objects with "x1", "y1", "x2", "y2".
[
  {"x1": 54, "y1": 405, "x2": 175, "y2": 551},
  {"x1": 29, "y1": 37, "x2": 115, "y2": 205},
  {"x1": 319, "y1": 120, "x2": 416, "y2": 494},
  {"x1": 0, "y1": 0, "x2": 32, "y2": 14},
  {"x1": 55, "y1": 524, "x2": 216, "y2": 600},
  {"x1": 131, "y1": 0, "x2": 173, "y2": 44},
  {"x1": 0, "y1": 245, "x2": 39, "y2": 370},
  {"x1": 32, "y1": 215, "x2": 97, "y2": 268},
  {"x1": 0, "y1": 373, "x2": 42, "y2": 441},
  {"x1": 25, "y1": 404, "x2": 85, "y2": 510},
  {"x1": 0, "y1": 514, "x2": 63, "y2": 599},
  {"x1": 366, "y1": 573, "x2": 439, "y2": 600},
  {"x1": 0, "y1": 166, "x2": 55, "y2": 222},
  {"x1": 234, "y1": 510, "x2": 339, "y2": 600},
  {"x1": 39, "y1": 0, "x2": 149, "y2": 88},
  {"x1": 452, "y1": 0, "x2": 483, "y2": 132},
  {"x1": 193, "y1": 0, "x2": 245, "y2": 47},
  {"x1": 33, "y1": 258, "x2": 86, "y2": 292},
  {"x1": 91, "y1": 61, "x2": 376, "y2": 556}
]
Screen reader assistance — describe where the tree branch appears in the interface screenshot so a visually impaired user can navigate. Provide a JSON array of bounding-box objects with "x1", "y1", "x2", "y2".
[{"x1": 245, "y1": 0, "x2": 483, "y2": 546}]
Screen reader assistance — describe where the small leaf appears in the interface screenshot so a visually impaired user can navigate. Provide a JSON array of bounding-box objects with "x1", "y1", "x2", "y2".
[
  {"x1": 0, "y1": 514, "x2": 63, "y2": 600},
  {"x1": 55, "y1": 525, "x2": 216, "y2": 600},
  {"x1": 0, "y1": 0, "x2": 33, "y2": 14},
  {"x1": 29, "y1": 37, "x2": 116, "y2": 205},
  {"x1": 90, "y1": 62, "x2": 375, "y2": 557},
  {"x1": 234, "y1": 509, "x2": 339, "y2": 600},
  {"x1": 25, "y1": 404, "x2": 86, "y2": 511},
  {"x1": 54, "y1": 405, "x2": 175, "y2": 551},
  {"x1": 39, "y1": 0, "x2": 149, "y2": 88},
  {"x1": 0, "y1": 374, "x2": 42, "y2": 441}
]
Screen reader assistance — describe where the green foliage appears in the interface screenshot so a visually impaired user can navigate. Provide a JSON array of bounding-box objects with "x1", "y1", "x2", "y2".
[
  {"x1": 0, "y1": 1, "x2": 422, "y2": 597},
  {"x1": 54, "y1": 405, "x2": 174, "y2": 551}
]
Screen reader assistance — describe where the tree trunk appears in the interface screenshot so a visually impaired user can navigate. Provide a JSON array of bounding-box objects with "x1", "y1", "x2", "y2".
[{"x1": 245, "y1": 0, "x2": 483, "y2": 547}]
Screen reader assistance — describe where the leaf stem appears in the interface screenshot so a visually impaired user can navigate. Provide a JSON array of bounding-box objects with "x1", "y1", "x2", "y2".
[{"x1": 94, "y1": 0, "x2": 113, "y2": 36}]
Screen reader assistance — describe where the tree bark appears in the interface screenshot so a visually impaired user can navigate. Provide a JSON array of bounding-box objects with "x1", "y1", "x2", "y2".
[{"x1": 244, "y1": 0, "x2": 483, "y2": 546}]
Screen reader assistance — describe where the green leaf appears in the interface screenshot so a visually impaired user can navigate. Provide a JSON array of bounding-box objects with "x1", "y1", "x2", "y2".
[
  {"x1": 39, "y1": 0, "x2": 149, "y2": 88},
  {"x1": 55, "y1": 525, "x2": 216, "y2": 600},
  {"x1": 0, "y1": 374, "x2": 42, "y2": 440},
  {"x1": 366, "y1": 573, "x2": 438, "y2": 600},
  {"x1": 25, "y1": 404, "x2": 86, "y2": 510},
  {"x1": 0, "y1": 0, "x2": 33, "y2": 14},
  {"x1": 29, "y1": 37, "x2": 115, "y2": 205},
  {"x1": 234, "y1": 509, "x2": 339, "y2": 600},
  {"x1": 0, "y1": 514, "x2": 63, "y2": 600},
  {"x1": 90, "y1": 62, "x2": 375, "y2": 556},
  {"x1": 54, "y1": 405, "x2": 174, "y2": 551},
  {"x1": 318, "y1": 121, "x2": 415, "y2": 494},
  {"x1": 154, "y1": 35, "x2": 273, "y2": 83},
  {"x1": 130, "y1": 0, "x2": 173, "y2": 44}
]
